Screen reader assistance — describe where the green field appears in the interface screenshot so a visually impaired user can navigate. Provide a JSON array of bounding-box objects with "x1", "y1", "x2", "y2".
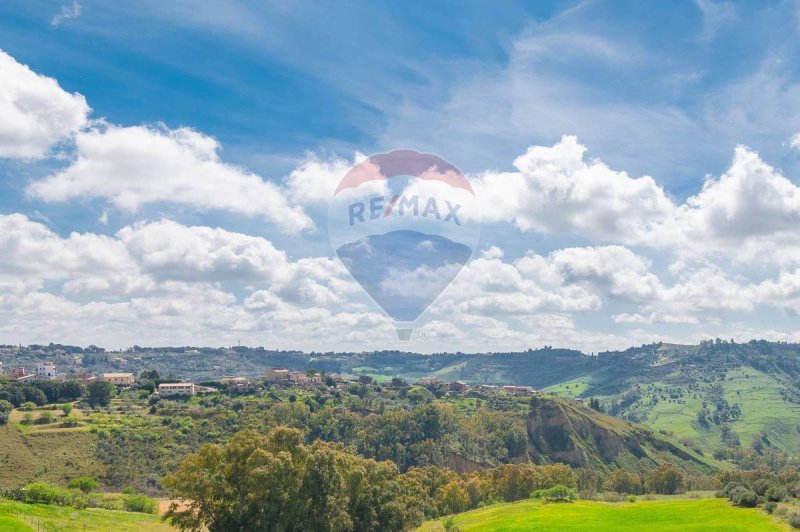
[
  {"x1": 0, "y1": 500, "x2": 174, "y2": 531},
  {"x1": 542, "y1": 376, "x2": 592, "y2": 397},
  {"x1": 418, "y1": 498, "x2": 788, "y2": 531}
]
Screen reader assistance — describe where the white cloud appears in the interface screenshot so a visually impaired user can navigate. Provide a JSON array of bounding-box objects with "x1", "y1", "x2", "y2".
[
  {"x1": 657, "y1": 146, "x2": 800, "y2": 264},
  {"x1": 118, "y1": 219, "x2": 290, "y2": 283},
  {"x1": 284, "y1": 152, "x2": 364, "y2": 206},
  {"x1": 790, "y1": 132, "x2": 800, "y2": 151},
  {"x1": 51, "y1": 2, "x2": 82, "y2": 28},
  {"x1": 0, "y1": 49, "x2": 89, "y2": 158},
  {"x1": 27, "y1": 124, "x2": 313, "y2": 233},
  {"x1": 472, "y1": 136, "x2": 675, "y2": 243}
]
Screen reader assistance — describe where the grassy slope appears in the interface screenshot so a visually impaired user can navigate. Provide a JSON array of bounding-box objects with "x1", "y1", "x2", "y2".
[
  {"x1": 631, "y1": 367, "x2": 800, "y2": 453},
  {"x1": 0, "y1": 500, "x2": 174, "y2": 531},
  {"x1": 539, "y1": 397, "x2": 722, "y2": 473},
  {"x1": 418, "y1": 498, "x2": 788, "y2": 531},
  {"x1": 0, "y1": 424, "x2": 103, "y2": 490}
]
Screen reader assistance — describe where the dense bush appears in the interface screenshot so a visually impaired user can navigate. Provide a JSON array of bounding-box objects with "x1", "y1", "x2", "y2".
[
  {"x1": 644, "y1": 464, "x2": 684, "y2": 495},
  {"x1": 68, "y1": 476, "x2": 99, "y2": 493},
  {"x1": 736, "y1": 489, "x2": 758, "y2": 508},
  {"x1": 122, "y1": 493, "x2": 157, "y2": 514},
  {"x1": 35, "y1": 411, "x2": 54, "y2": 424},
  {"x1": 0, "y1": 399, "x2": 12, "y2": 425}
]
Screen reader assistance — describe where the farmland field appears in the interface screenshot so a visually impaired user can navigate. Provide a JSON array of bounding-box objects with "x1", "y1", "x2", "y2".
[
  {"x1": 0, "y1": 500, "x2": 174, "y2": 531},
  {"x1": 418, "y1": 497, "x2": 788, "y2": 531}
]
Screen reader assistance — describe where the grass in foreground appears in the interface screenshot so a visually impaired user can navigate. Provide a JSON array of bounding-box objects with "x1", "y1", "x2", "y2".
[
  {"x1": 0, "y1": 500, "x2": 175, "y2": 531},
  {"x1": 419, "y1": 497, "x2": 788, "y2": 531}
]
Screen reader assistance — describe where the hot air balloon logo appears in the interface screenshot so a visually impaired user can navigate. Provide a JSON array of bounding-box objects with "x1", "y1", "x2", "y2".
[{"x1": 328, "y1": 150, "x2": 480, "y2": 339}]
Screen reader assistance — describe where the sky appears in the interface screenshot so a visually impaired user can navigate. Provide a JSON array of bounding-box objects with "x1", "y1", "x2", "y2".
[{"x1": 3, "y1": 0, "x2": 800, "y2": 352}]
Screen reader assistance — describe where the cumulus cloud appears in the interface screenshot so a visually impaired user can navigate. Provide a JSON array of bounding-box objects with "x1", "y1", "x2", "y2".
[
  {"x1": 472, "y1": 136, "x2": 675, "y2": 243},
  {"x1": 27, "y1": 124, "x2": 313, "y2": 233},
  {"x1": 0, "y1": 214, "x2": 384, "y2": 348},
  {"x1": 0, "y1": 49, "x2": 89, "y2": 158},
  {"x1": 284, "y1": 152, "x2": 364, "y2": 206}
]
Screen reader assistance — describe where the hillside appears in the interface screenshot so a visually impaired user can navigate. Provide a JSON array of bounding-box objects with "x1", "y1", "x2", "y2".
[
  {"x1": 525, "y1": 396, "x2": 717, "y2": 474},
  {"x1": 3, "y1": 339, "x2": 800, "y2": 464},
  {"x1": 0, "y1": 424, "x2": 103, "y2": 490}
]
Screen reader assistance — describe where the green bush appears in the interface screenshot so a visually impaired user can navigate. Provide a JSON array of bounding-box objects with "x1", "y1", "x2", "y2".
[
  {"x1": 68, "y1": 476, "x2": 99, "y2": 493},
  {"x1": 764, "y1": 501, "x2": 777, "y2": 514},
  {"x1": 736, "y1": 489, "x2": 758, "y2": 508},
  {"x1": 122, "y1": 493, "x2": 157, "y2": 514},
  {"x1": 534, "y1": 485, "x2": 576, "y2": 503},
  {"x1": 61, "y1": 416, "x2": 80, "y2": 427},
  {"x1": 765, "y1": 485, "x2": 786, "y2": 502},
  {"x1": 789, "y1": 512, "x2": 800, "y2": 529},
  {"x1": 35, "y1": 411, "x2": 54, "y2": 424}
]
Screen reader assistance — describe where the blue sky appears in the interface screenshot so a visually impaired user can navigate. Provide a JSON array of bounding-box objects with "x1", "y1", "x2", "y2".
[{"x1": 2, "y1": 0, "x2": 800, "y2": 351}]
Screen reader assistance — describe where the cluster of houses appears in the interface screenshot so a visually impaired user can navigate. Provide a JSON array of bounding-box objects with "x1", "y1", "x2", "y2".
[
  {"x1": 6, "y1": 362, "x2": 538, "y2": 399},
  {"x1": 4, "y1": 362, "x2": 212, "y2": 397}
]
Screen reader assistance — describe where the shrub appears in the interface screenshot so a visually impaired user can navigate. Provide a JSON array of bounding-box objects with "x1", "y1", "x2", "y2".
[
  {"x1": 764, "y1": 501, "x2": 777, "y2": 514},
  {"x1": 23, "y1": 482, "x2": 68, "y2": 505},
  {"x1": 20, "y1": 401, "x2": 37, "y2": 411},
  {"x1": 727, "y1": 485, "x2": 749, "y2": 504},
  {"x1": 601, "y1": 492, "x2": 625, "y2": 502},
  {"x1": 628, "y1": 495, "x2": 637, "y2": 503},
  {"x1": 789, "y1": 512, "x2": 800, "y2": 529},
  {"x1": 68, "y1": 476, "x2": 99, "y2": 493},
  {"x1": 35, "y1": 411, "x2": 55, "y2": 424},
  {"x1": 122, "y1": 493, "x2": 157, "y2": 514},
  {"x1": 61, "y1": 404, "x2": 73, "y2": 416},
  {"x1": 736, "y1": 489, "x2": 758, "y2": 508},
  {"x1": 21, "y1": 412, "x2": 33, "y2": 425},
  {"x1": 766, "y1": 486, "x2": 787, "y2": 502},
  {"x1": 61, "y1": 416, "x2": 80, "y2": 427},
  {"x1": 443, "y1": 517, "x2": 460, "y2": 532},
  {"x1": 533, "y1": 485, "x2": 576, "y2": 502},
  {"x1": 752, "y1": 479, "x2": 772, "y2": 496}
]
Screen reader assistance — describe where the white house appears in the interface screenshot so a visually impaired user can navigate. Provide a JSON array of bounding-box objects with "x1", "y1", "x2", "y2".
[
  {"x1": 158, "y1": 382, "x2": 196, "y2": 397},
  {"x1": 36, "y1": 362, "x2": 57, "y2": 380}
]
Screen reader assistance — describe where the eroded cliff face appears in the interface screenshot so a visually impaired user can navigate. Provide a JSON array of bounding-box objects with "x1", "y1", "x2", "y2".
[{"x1": 525, "y1": 397, "x2": 710, "y2": 473}]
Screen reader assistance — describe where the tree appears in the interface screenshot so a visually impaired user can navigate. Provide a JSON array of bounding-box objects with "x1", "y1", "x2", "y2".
[
  {"x1": 88, "y1": 380, "x2": 115, "y2": 407},
  {"x1": 645, "y1": 464, "x2": 684, "y2": 494},
  {"x1": 163, "y1": 427, "x2": 424, "y2": 531},
  {"x1": 24, "y1": 387, "x2": 47, "y2": 406},
  {"x1": 604, "y1": 469, "x2": 643, "y2": 494},
  {"x1": 61, "y1": 404, "x2": 73, "y2": 416},
  {"x1": 140, "y1": 369, "x2": 160, "y2": 381},
  {"x1": 0, "y1": 399, "x2": 12, "y2": 425},
  {"x1": 436, "y1": 480, "x2": 469, "y2": 515}
]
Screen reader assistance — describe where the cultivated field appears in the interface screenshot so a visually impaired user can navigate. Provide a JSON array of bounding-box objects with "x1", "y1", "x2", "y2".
[{"x1": 418, "y1": 497, "x2": 789, "y2": 531}]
